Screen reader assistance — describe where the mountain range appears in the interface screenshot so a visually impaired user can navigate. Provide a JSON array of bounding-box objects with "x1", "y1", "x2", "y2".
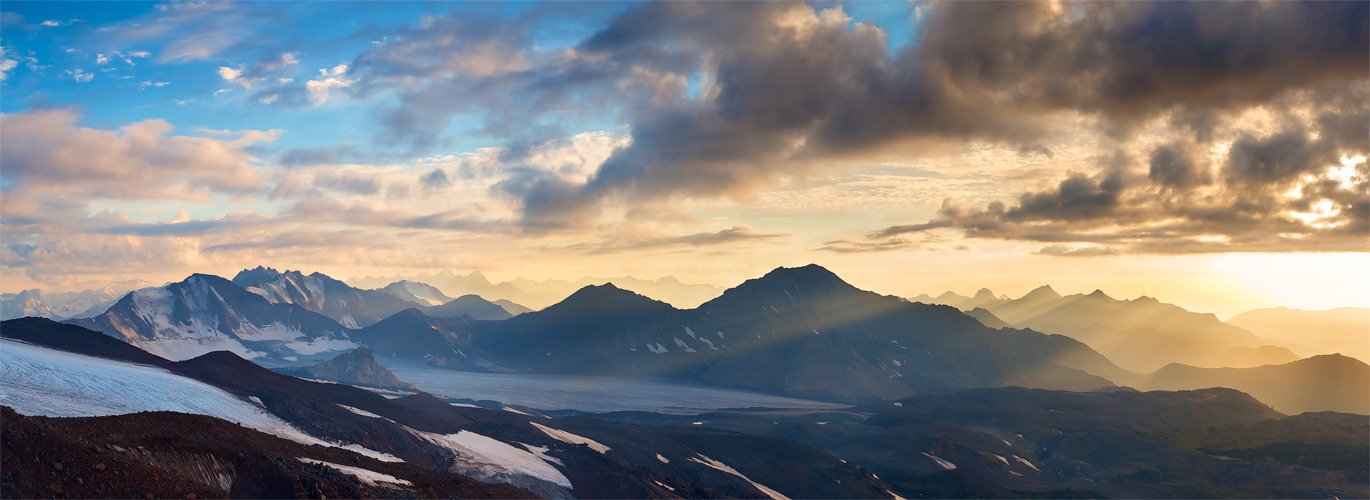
[
  {"x1": 915, "y1": 286, "x2": 1299, "y2": 372},
  {"x1": 0, "y1": 287, "x2": 130, "y2": 321},
  {"x1": 10, "y1": 263, "x2": 1355, "y2": 415},
  {"x1": 7, "y1": 316, "x2": 1363, "y2": 498},
  {"x1": 412, "y1": 265, "x2": 1128, "y2": 402},
  {"x1": 351, "y1": 269, "x2": 725, "y2": 310}
]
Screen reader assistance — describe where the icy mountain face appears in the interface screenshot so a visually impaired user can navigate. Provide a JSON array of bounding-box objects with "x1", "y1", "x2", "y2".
[
  {"x1": 379, "y1": 280, "x2": 453, "y2": 307},
  {"x1": 0, "y1": 288, "x2": 124, "y2": 320},
  {"x1": 0, "y1": 339, "x2": 308, "y2": 438},
  {"x1": 232, "y1": 267, "x2": 417, "y2": 328},
  {"x1": 68, "y1": 274, "x2": 354, "y2": 361}
]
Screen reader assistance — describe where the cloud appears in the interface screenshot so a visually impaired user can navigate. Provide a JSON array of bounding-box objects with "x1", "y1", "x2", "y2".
[
  {"x1": 0, "y1": 48, "x2": 16, "y2": 80},
  {"x1": 865, "y1": 98, "x2": 1369, "y2": 254},
  {"x1": 342, "y1": 1, "x2": 1364, "y2": 229},
  {"x1": 104, "y1": 1, "x2": 271, "y2": 63},
  {"x1": 816, "y1": 238, "x2": 919, "y2": 254},
  {"x1": 313, "y1": 170, "x2": 380, "y2": 195},
  {"x1": 419, "y1": 168, "x2": 452, "y2": 190},
  {"x1": 305, "y1": 64, "x2": 354, "y2": 105},
  {"x1": 0, "y1": 109, "x2": 279, "y2": 207},
  {"x1": 564, "y1": 225, "x2": 786, "y2": 254},
  {"x1": 67, "y1": 68, "x2": 93, "y2": 82},
  {"x1": 1035, "y1": 245, "x2": 1120, "y2": 257}
]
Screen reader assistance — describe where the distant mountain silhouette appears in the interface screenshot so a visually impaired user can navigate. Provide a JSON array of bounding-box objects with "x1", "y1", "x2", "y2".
[
  {"x1": 351, "y1": 270, "x2": 724, "y2": 309},
  {"x1": 419, "y1": 294, "x2": 513, "y2": 320},
  {"x1": 439, "y1": 265, "x2": 1124, "y2": 403},
  {"x1": 920, "y1": 286, "x2": 1299, "y2": 371},
  {"x1": 964, "y1": 307, "x2": 1011, "y2": 329},
  {"x1": 0, "y1": 287, "x2": 127, "y2": 321},
  {"x1": 1135, "y1": 354, "x2": 1369, "y2": 414},
  {"x1": 492, "y1": 299, "x2": 533, "y2": 316},
  {"x1": 1227, "y1": 307, "x2": 1370, "y2": 363}
]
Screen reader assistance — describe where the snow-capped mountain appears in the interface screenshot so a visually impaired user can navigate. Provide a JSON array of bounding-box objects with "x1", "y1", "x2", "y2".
[
  {"x1": 232, "y1": 267, "x2": 418, "y2": 328},
  {"x1": 378, "y1": 280, "x2": 453, "y2": 307},
  {"x1": 67, "y1": 274, "x2": 355, "y2": 361},
  {"x1": 0, "y1": 288, "x2": 126, "y2": 321}
]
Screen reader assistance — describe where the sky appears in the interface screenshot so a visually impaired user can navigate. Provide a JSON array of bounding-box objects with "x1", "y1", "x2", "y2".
[{"x1": 0, "y1": 1, "x2": 1367, "y2": 317}]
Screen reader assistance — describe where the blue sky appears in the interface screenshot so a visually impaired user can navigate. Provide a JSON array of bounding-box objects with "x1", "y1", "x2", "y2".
[{"x1": 0, "y1": 1, "x2": 1366, "y2": 316}]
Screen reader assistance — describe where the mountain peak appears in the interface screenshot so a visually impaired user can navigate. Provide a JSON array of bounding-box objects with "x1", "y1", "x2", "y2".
[
  {"x1": 972, "y1": 288, "x2": 996, "y2": 299},
  {"x1": 232, "y1": 266, "x2": 283, "y2": 286},
  {"x1": 750, "y1": 263, "x2": 854, "y2": 290},
  {"x1": 1087, "y1": 289, "x2": 1112, "y2": 299},
  {"x1": 549, "y1": 282, "x2": 671, "y2": 315},
  {"x1": 1023, "y1": 285, "x2": 1061, "y2": 300}
]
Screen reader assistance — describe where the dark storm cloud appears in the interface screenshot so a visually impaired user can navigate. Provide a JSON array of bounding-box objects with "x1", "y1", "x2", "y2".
[
  {"x1": 1149, "y1": 144, "x2": 1210, "y2": 190},
  {"x1": 347, "y1": 0, "x2": 1366, "y2": 242},
  {"x1": 419, "y1": 168, "x2": 452, "y2": 190},
  {"x1": 869, "y1": 120, "x2": 1369, "y2": 254}
]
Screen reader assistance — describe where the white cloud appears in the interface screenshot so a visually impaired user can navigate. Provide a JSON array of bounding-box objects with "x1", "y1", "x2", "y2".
[
  {"x1": 67, "y1": 68, "x2": 94, "y2": 83},
  {"x1": 96, "y1": 53, "x2": 109, "y2": 65},
  {"x1": 0, "y1": 109, "x2": 280, "y2": 203},
  {"x1": 0, "y1": 48, "x2": 17, "y2": 80},
  {"x1": 217, "y1": 65, "x2": 258, "y2": 88},
  {"x1": 305, "y1": 64, "x2": 354, "y2": 105},
  {"x1": 140, "y1": 80, "x2": 170, "y2": 89}
]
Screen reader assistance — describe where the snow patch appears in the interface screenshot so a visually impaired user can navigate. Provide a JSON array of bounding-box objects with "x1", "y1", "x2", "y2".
[
  {"x1": 286, "y1": 337, "x2": 358, "y2": 356},
  {"x1": 647, "y1": 342, "x2": 668, "y2": 354},
  {"x1": 406, "y1": 427, "x2": 571, "y2": 489},
  {"x1": 518, "y1": 443, "x2": 563, "y2": 466},
  {"x1": 530, "y1": 422, "x2": 610, "y2": 454},
  {"x1": 688, "y1": 454, "x2": 789, "y2": 500},
  {"x1": 921, "y1": 452, "x2": 957, "y2": 470},
  {"x1": 1012, "y1": 455, "x2": 1041, "y2": 473},
  {"x1": 338, "y1": 404, "x2": 386, "y2": 420},
  {"x1": 656, "y1": 453, "x2": 670, "y2": 464},
  {"x1": 673, "y1": 337, "x2": 697, "y2": 353},
  {"x1": 297, "y1": 458, "x2": 411, "y2": 486}
]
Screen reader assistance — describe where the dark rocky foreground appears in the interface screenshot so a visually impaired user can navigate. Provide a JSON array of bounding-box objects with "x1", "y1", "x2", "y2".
[{"x1": 0, "y1": 406, "x2": 531, "y2": 499}]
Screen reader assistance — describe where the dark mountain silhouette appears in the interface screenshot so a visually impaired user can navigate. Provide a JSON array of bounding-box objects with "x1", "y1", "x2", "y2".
[
  {"x1": 1134, "y1": 354, "x2": 1370, "y2": 415},
  {"x1": 448, "y1": 265, "x2": 1122, "y2": 403},
  {"x1": 924, "y1": 285, "x2": 1300, "y2": 371},
  {"x1": 1, "y1": 317, "x2": 169, "y2": 367},
  {"x1": 419, "y1": 294, "x2": 513, "y2": 320},
  {"x1": 233, "y1": 267, "x2": 417, "y2": 328},
  {"x1": 68, "y1": 274, "x2": 352, "y2": 362},
  {"x1": 278, "y1": 347, "x2": 418, "y2": 391},
  {"x1": 965, "y1": 307, "x2": 1011, "y2": 329},
  {"x1": 493, "y1": 299, "x2": 533, "y2": 316}
]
